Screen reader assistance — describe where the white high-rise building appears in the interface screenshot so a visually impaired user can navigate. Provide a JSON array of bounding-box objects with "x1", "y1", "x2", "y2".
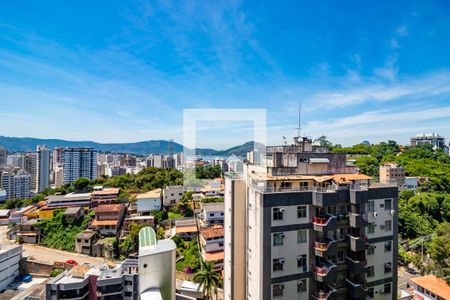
[
  {"x1": 36, "y1": 145, "x2": 50, "y2": 192},
  {"x1": 22, "y1": 153, "x2": 37, "y2": 191},
  {"x1": 14, "y1": 170, "x2": 31, "y2": 199},
  {"x1": 63, "y1": 148, "x2": 97, "y2": 184},
  {"x1": 0, "y1": 171, "x2": 14, "y2": 200}
]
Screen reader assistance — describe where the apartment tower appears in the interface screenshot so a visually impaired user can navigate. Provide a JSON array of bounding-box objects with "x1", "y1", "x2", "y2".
[
  {"x1": 36, "y1": 145, "x2": 50, "y2": 192},
  {"x1": 224, "y1": 137, "x2": 398, "y2": 300},
  {"x1": 63, "y1": 147, "x2": 97, "y2": 184}
]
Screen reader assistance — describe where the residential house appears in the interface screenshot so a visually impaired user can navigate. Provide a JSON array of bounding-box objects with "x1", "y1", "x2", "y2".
[
  {"x1": 75, "y1": 230, "x2": 97, "y2": 256},
  {"x1": 136, "y1": 188, "x2": 161, "y2": 215},
  {"x1": 16, "y1": 219, "x2": 40, "y2": 244},
  {"x1": 0, "y1": 209, "x2": 10, "y2": 225},
  {"x1": 91, "y1": 187, "x2": 120, "y2": 208},
  {"x1": 162, "y1": 185, "x2": 185, "y2": 207},
  {"x1": 63, "y1": 207, "x2": 84, "y2": 222},
  {"x1": 173, "y1": 218, "x2": 198, "y2": 240},
  {"x1": 201, "y1": 202, "x2": 224, "y2": 225},
  {"x1": 199, "y1": 225, "x2": 224, "y2": 270},
  {"x1": 92, "y1": 204, "x2": 125, "y2": 236},
  {"x1": 409, "y1": 274, "x2": 450, "y2": 300}
]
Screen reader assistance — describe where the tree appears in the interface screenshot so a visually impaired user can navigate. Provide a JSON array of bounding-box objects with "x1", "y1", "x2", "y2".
[
  {"x1": 72, "y1": 177, "x2": 90, "y2": 192},
  {"x1": 314, "y1": 135, "x2": 333, "y2": 149},
  {"x1": 428, "y1": 222, "x2": 450, "y2": 279},
  {"x1": 193, "y1": 261, "x2": 222, "y2": 300}
]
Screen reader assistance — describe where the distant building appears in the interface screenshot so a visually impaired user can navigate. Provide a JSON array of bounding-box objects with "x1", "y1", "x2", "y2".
[
  {"x1": 105, "y1": 166, "x2": 126, "y2": 177},
  {"x1": 403, "y1": 177, "x2": 419, "y2": 191},
  {"x1": 36, "y1": 145, "x2": 50, "y2": 193},
  {"x1": 13, "y1": 170, "x2": 31, "y2": 199},
  {"x1": 0, "y1": 189, "x2": 6, "y2": 203},
  {"x1": 200, "y1": 225, "x2": 224, "y2": 270},
  {"x1": 22, "y1": 153, "x2": 37, "y2": 191},
  {"x1": 0, "y1": 244, "x2": 22, "y2": 291},
  {"x1": 136, "y1": 189, "x2": 162, "y2": 214},
  {"x1": 0, "y1": 146, "x2": 6, "y2": 166},
  {"x1": 162, "y1": 185, "x2": 185, "y2": 207},
  {"x1": 0, "y1": 171, "x2": 14, "y2": 200},
  {"x1": 173, "y1": 218, "x2": 198, "y2": 240},
  {"x1": 75, "y1": 229, "x2": 97, "y2": 256},
  {"x1": 408, "y1": 274, "x2": 450, "y2": 300},
  {"x1": 379, "y1": 162, "x2": 405, "y2": 187},
  {"x1": 411, "y1": 133, "x2": 446, "y2": 149},
  {"x1": 63, "y1": 147, "x2": 97, "y2": 184}
]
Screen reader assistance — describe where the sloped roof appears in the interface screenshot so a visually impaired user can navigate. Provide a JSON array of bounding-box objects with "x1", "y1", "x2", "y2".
[
  {"x1": 410, "y1": 275, "x2": 450, "y2": 299},
  {"x1": 94, "y1": 204, "x2": 124, "y2": 214}
]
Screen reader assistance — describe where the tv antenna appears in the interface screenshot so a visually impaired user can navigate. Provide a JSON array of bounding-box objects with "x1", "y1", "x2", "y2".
[{"x1": 295, "y1": 102, "x2": 302, "y2": 138}]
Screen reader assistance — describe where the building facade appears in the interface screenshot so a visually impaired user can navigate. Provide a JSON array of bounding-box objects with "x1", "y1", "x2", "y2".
[
  {"x1": 0, "y1": 244, "x2": 22, "y2": 291},
  {"x1": 224, "y1": 137, "x2": 398, "y2": 300},
  {"x1": 36, "y1": 145, "x2": 50, "y2": 193},
  {"x1": 63, "y1": 147, "x2": 97, "y2": 184},
  {"x1": 379, "y1": 162, "x2": 405, "y2": 188},
  {"x1": 410, "y1": 133, "x2": 446, "y2": 149}
]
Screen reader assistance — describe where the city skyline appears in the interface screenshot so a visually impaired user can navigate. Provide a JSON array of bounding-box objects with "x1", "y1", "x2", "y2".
[{"x1": 1, "y1": 1, "x2": 450, "y2": 148}]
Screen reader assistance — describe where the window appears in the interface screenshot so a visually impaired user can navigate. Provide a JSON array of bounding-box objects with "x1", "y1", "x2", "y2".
[
  {"x1": 273, "y1": 207, "x2": 284, "y2": 220},
  {"x1": 382, "y1": 283, "x2": 391, "y2": 294},
  {"x1": 385, "y1": 220, "x2": 392, "y2": 231},
  {"x1": 367, "y1": 200, "x2": 375, "y2": 212},
  {"x1": 297, "y1": 255, "x2": 307, "y2": 271},
  {"x1": 77, "y1": 239, "x2": 81, "y2": 243},
  {"x1": 367, "y1": 223, "x2": 375, "y2": 234},
  {"x1": 384, "y1": 262, "x2": 392, "y2": 273},
  {"x1": 280, "y1": 182, "x2": 292, "y2": 190},
  {"x1": 297, "y1": 205, "x2": 307, "y2": 218},
  {"x1": 385, "y1": 241, "x2": 392, "y2": 252},
  {"x1": 299, "y1": 181, "x2": 308, "y2": 189},
  {"x1": 368, "y1": 288, "x2": 374, "y2": 298},
  {"x1": 273, "y1": 258, "x2": 284, "y2": 272},
  {"x1": 209, "y1": 213, "x2": 214, "y2": 217},
  {"x1": 273, "y1": 233, "x2": 284, "y2": 246},
  {"x1": 297, "y1": 279, "x2": 306, "y2": 292},
  {"x1": 366, "y1": 266, "x2": 375, "y2": 277},
  {"x1": 337, "y1": 250, "x2": 345, "y2": 262},
  {"x1": 297, "y1": 230, "x2": 307, "y2": 243},
  {"x1": 273, "y1": 284, "x2": 284, "y2": 297},
  {"x1": 367, "y1": 245, "x2": 375, "y2": 255},
  {"x1": 385, "y1": 199, "x2": 392, "y2": 210}
]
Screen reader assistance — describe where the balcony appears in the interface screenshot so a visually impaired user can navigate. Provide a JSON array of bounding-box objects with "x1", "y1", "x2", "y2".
[
  {"x1": 313, "y1": 214, "x2": 337, "y2": 233},
  {"x1": 348, "y1": 213, "x2": 367, "y2": 228},
  {"x1": 314, "y1": 239, "x2": 338, "y2": 257},
  {"x1": 312, "y1": 284, "x2": 337, "y2": 300},
  {"x1": 350, "y1": 190, "x2": 368, "y2": 205},
  {"x1": 313, "y1": 261, "x2": 338, "y2": 283},
  {"x1": 345, "y1": 256, "x2": 366, "y2": 275},
  {"x1": 345, "y1": 279, "x2": 368, "y2": 299},
  {"x1": 346, "y1": 234, "x2": 367, "y2": 252},
  {"x1": 312, "y1": 191, "x2": 337, "y2": 207}
]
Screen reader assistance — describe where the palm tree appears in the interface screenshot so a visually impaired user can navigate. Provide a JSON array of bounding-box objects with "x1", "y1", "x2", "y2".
[{"x1": 193, "y1": 261, "x2": 222, "y2": 299}]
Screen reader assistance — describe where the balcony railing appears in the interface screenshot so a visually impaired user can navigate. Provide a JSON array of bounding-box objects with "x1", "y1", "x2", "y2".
[
  {"x1": 346, "y1": 278, "x2": 368, "y2": 299},
  {"x1": 248, "y1": 183, "x2": 337, "y2": 194},
  {"x1": 313, "y1": 214, "x2": 337, "y2": 232},
  {"x1": 346, "y1": 234, "x2": 368, "y2": 252},
  {"x1": 312, "y1": 284, "x2": 338, "y2": 300},
  {"x1": 314, "y1": 239, "x2": 337, "y2": 257},
  {"x1": 313, "y1": 261, "x2": 338, "y2": 283},
  {"x1": 345, "y1": 256, "x2": 367, "y2": 274}
]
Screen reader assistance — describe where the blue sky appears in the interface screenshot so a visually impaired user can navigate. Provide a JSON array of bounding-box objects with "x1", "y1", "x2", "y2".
[{"x1": 1, "y1": 1, "x2": 450, "y2": 148}]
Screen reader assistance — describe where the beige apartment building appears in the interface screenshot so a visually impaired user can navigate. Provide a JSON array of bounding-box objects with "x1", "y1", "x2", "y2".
[
  {"x1": 224, "y1": 137, "x2": 398, "y2": 300},
  {"x1": 379, "y1": 162, "x2": 405, "y2": 187}
]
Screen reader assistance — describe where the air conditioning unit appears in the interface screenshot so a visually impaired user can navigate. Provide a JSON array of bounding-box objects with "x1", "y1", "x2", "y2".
[
  {"x1": 373, "y1": 211, "x2": 378, "y2": 218},
  {"x1": 390, "y1": 210, "x2": 395, "y2": 216},
  {"x1": 279, "y1": 208, "x2": 285, "y2": 212}
]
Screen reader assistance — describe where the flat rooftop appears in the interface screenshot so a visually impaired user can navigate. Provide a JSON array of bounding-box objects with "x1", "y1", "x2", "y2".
[{"x1": 137, "y1": 188, "x2": 161, "y2": 199}]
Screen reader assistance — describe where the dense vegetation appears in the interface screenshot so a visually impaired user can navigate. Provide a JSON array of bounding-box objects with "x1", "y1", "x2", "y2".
[
  {"x1": 37, "y1": 210, "x2": 94, "y2": 251},
  {"x1": 195, "y1": 165, "x2": 223, "y2": 179}
]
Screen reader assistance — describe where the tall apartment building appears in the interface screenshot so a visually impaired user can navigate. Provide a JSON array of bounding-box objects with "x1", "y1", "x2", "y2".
[
  {"x1": 36, "y1": 145, "x2": 50, "y2": 192},
  {"x1": 224, "y1": 137, "x2": 398, "y2": 300},
  {"x1": 22, "y1": 153, "x2": 37, "y2": 191},
  {"x1": 0, "y1": 147, "x2": 6, "y2": 166},
  {"x1": 14, "y1": 170, "x2": 31, "y2": 199},
  {"x1": 63, "y1": 148, "x2": 97, "y2": 184},
  {"x1": 0, "y1": 171, "x2": 14, "y2": 200},
  {"x1": 0, "y1": 244, "x2": 22, "y2": 291},
  {"x1": 410, "y1": 133, "x2": 446, "y2": 149}
]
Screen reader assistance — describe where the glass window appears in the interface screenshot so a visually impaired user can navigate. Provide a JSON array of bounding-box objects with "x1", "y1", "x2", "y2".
[
  {"x1": 297, "y1": 255, "x2": 307, "y2": 271},
  {"x1": 297, "y1": 205, "x2": 307, "y2": 218},
  {"x1": 385, "y1": 199, "x2": 392, "y2": 210},
  {"x1": 367, "y1": 245, "x2": 375, "y2": 255},
  {"x1": 273, "y1": 258, "x2": 284, "y2": 272},
  {"x1": 366, "y1": 266, "x2": 375, "y2": 277},
  {"x1": 367, "y1": 223, "x2": 375, "y2": 234},
  {"x1": 273, "y1": 207, "x2": 284, "y2": 220},
  {"x1": 337, "y1": 250, "x2": 345, "y2": 262},
  {"x1": 297, "y1": 279, "x2": 307, "y2": 292},
  {"x1": 297, "y1": 230, "x2": 307, "y2": 243},
  {"x1": 383, "y1": 283, "x2": 391, "y2": 294},
  {"x1": 273, "y1": 233, "x2": 284, "y2": 246},
  {"x1": 385, "y1": 241, "x2": 392, "y2": 252},
  {"x1": 385, "y1": 220, "x2": 392, "y2": 231},
  {"x1": 384, "y1": 262, "x2": 392, "y2": 273},
  {"x1": 368, "y1": 288, "x2": 374, "y2": 298},
  {"x1": 273, "y1": 284, "x2": 284, "y2": 297},
  {"x1": 367, "y1": 200, "x2": 375, "y2": 212}
]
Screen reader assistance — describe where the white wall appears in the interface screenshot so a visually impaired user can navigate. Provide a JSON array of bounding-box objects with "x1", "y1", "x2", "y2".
[{"x1": 137, "y1": 198, "x2": 161, "y2": 213}]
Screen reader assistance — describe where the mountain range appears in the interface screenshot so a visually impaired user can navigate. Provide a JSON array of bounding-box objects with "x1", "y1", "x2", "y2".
[{"x1": 0, "y1": 136, "x2": 261, "y2": 157}]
